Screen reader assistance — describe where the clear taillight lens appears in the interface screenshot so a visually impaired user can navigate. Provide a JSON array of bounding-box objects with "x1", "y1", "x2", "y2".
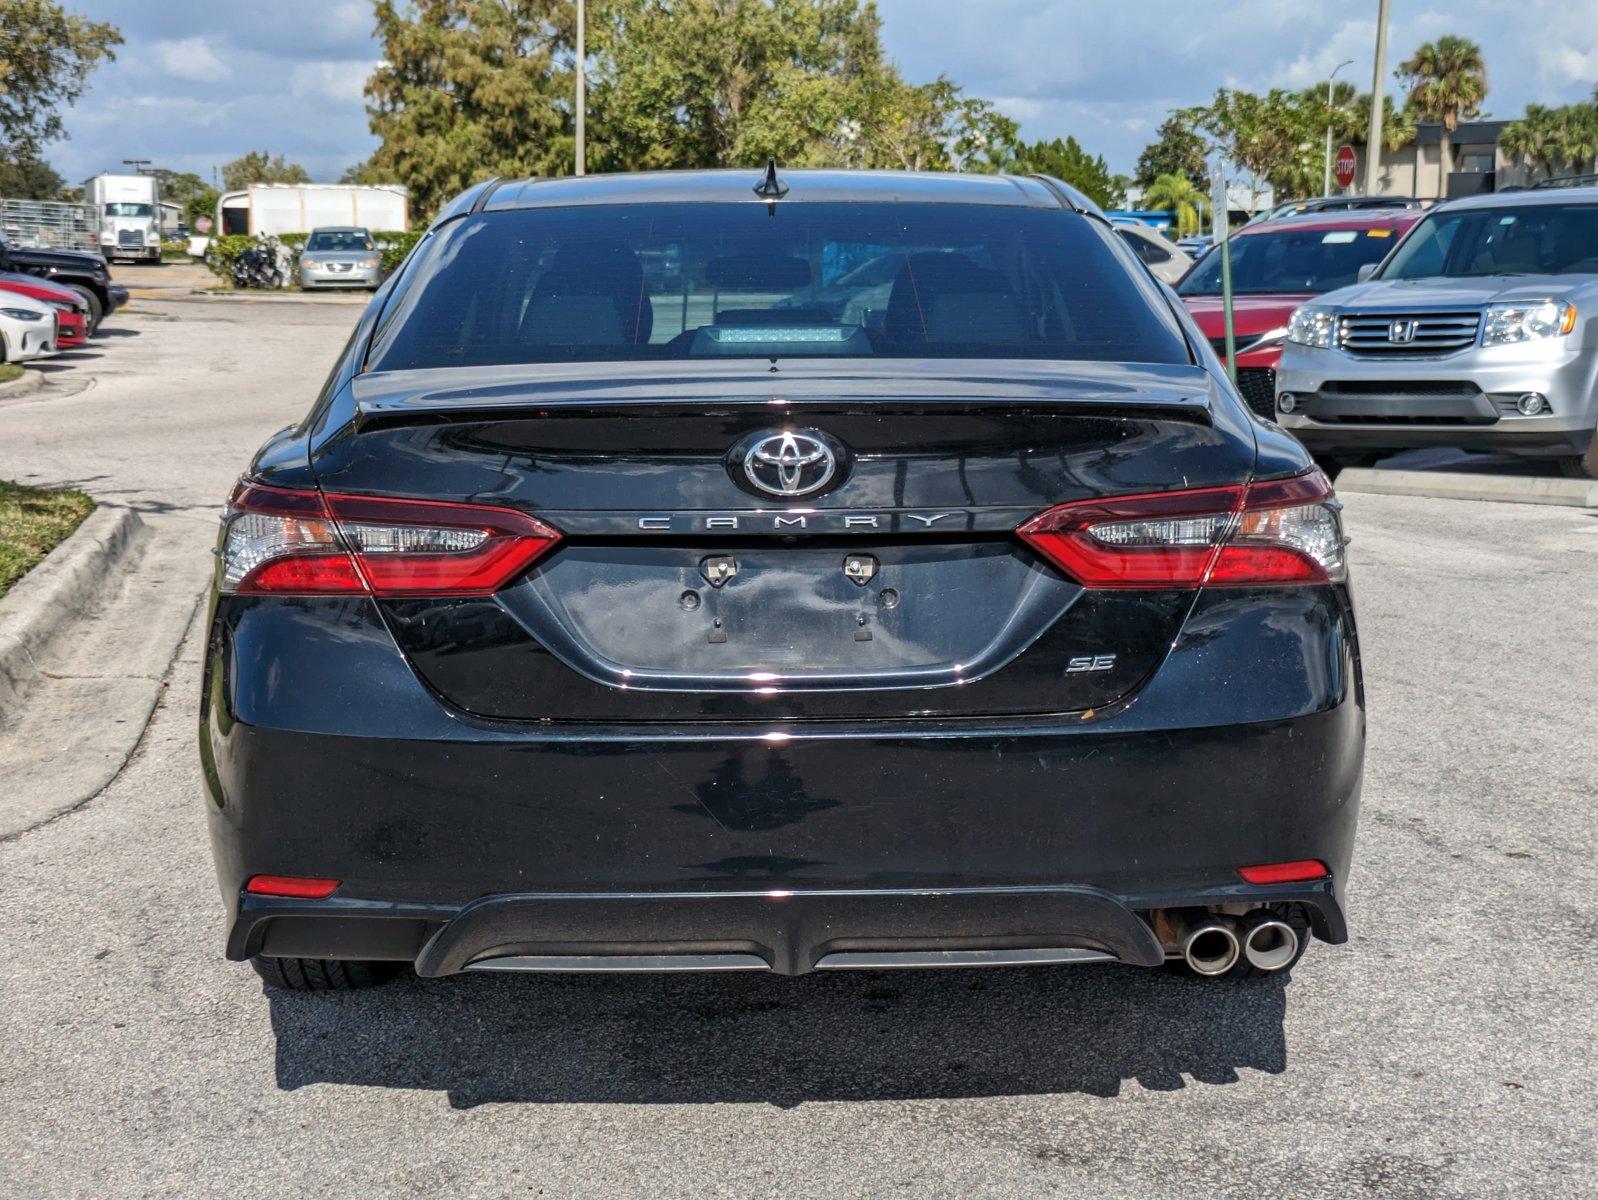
[
  {"x1": 218, "y1": 482, "x2": 561, "y2": 596},
  {"x1": 1017, "y1": 471, "x2": 1346, "y2": 588}
]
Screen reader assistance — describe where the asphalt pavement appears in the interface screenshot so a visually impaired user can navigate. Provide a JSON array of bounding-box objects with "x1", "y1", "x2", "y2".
[{"x1": 1, "y1": 293, "x2": 1595, "y2": 1199}]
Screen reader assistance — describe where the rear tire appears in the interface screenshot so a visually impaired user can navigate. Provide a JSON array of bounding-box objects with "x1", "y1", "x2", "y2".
[
  {"x1": 250, "y1": 956, "x2": 403, "y2": 991},
  {"x1": 66, "y1": 286, "x2": 103, "y2": 335}
]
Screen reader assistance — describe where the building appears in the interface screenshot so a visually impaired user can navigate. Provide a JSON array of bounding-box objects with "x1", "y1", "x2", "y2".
[{"x1": 1367, "y1": 120, "x2": 1530, "y2": 201}]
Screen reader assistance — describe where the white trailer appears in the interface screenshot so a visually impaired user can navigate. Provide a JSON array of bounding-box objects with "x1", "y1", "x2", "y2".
[
  {"x1": 85, "y1": 173, "x2": 161, "y2": 263},
  {"x1": 216, "y1": 184, "x2": 409, "y2": 239}
]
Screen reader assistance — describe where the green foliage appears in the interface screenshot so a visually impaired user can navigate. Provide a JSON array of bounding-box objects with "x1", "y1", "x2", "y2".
[
  {"x1": 1141, "y1": 172, "x2": 1208, "y2": 237},
  {"x1": 0, "y1": 477, "x2": 94, "y2": 598},
  {"x1": 1505, "y1": 102, "x2": 1598, "y2": 179},
  {"x1": 364, "y1": 0, "x2": 1060, "y2": 218},
  {"x1": 154, "y1": 170, "x2": 219, "y2": 225},
  {"x1": 0, "y1": 151, "x2": 64, "y2": 198},
  {"x1": 201, "y1": 234, "x2": 261, "y2": 283},
  {"x1": 0, "y1": 0, "x2": 121, "y2": 157},
  {"x1": 1398, "y1": 36, "x2": 1488, "y2": 134},
  {"x1": 339, "y1": 158, "x2": 389, "y2": 185},
  {"x1": 373, "y1": 229, "x2": 424, "y2": 273},
  {"x1": 221, "y1": 151, "x2": 312, "y2": 192},
  {"x1": 1135, "y1": 115, "x2": 1208, "y2": 191},
  {"x1": 159, "y1": 238, "x2": 189, "y2": 261},
  {"x1": 1011, "y1": 136, "x2": 1123, "y2": 209},
  {"x1": 366, "y1": 0, "x2": 575, "y2": 219}
]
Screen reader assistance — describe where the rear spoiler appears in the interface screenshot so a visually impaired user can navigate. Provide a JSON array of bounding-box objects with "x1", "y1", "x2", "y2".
[{"x1": 349, "y1": 361, "x2": 1217, "y2": 431}]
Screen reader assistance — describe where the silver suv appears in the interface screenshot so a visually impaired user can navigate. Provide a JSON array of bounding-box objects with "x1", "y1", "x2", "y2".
[{"x1": 1275, "y1": 187, "x2": 1598, "y2": 478}]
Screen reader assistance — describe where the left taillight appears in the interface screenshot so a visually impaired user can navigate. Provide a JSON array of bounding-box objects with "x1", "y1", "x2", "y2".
[
  {"x1": 1017, "y1": 470, "x2": 1346, "y2": 589},
  {"x1": 218, "y1": 482, "x2": 561, "y2": 597}
]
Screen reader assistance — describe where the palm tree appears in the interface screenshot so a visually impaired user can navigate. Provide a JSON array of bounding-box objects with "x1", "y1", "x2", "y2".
[
  {"x1": 1142, "y1": 172, "x2": 1209, "y2": 237},
  {"x1": 1502, "y1": 104, "x2": 1564, "y2": 181},
  {"x1": 1553, "y1": 104, "x2": 1598, "y2": 176},
  {"x1": 1397, "y1": 35, "x2": 1488, "y2": 194}
]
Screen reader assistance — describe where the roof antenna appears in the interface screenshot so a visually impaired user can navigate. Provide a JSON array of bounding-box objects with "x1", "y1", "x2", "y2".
[{"x1": 753, "y1": 158, "x2": 788, "y2": 209}]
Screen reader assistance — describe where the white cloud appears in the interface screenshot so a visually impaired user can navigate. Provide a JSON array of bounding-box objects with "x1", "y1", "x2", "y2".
[
  {"x1": 153, "y1": 37, "x2": 231, "y2": 85},
  {"x1": 289, "y1": 61, "x2": 377, "y2": 107}
]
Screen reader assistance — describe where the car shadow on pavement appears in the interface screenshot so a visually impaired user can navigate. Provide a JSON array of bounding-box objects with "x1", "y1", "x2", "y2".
[{"x1": 267, "y1": 965, "x2": 1289, "y2": 1108}]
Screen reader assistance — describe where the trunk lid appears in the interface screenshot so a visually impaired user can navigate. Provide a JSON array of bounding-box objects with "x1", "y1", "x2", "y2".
[{"x1": 314, "y1": 360, "x2": 1253, "y2": 722}]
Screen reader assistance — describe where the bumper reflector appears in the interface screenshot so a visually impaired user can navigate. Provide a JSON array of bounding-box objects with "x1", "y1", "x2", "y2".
[
  {"x1": 245, "y1": 874, "x2": 341, "y2": 899},
  {"x1": 1238, "y1": 860, "x2": 1329, "y2": 885}
]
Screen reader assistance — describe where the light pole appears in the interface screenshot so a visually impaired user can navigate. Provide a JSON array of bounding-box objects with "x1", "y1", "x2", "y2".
[
  {"x1": 1323, "y1": 59, "x2": 1355, "y2": 194},
  {"x1": 574, "y1": 0, "x2": 586, "y2": 177},
  {"x1": 1364, "y1": 0, "x2": 1391, "y2": 196}
]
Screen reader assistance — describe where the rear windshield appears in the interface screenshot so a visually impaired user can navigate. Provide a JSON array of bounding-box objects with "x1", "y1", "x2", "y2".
[
  {"x1": 307, "y1": 230, "x2": 374, "y2": 252},
  {"x1": 1379, "y1": 203, "x2": 1598, "y2": 279},
  {"x1": 368, "y1": 202, "x2": 1189, "y2": 370},
  {"x1": 1178, "y1": 225, "x2": 1402, "y2": 296}
]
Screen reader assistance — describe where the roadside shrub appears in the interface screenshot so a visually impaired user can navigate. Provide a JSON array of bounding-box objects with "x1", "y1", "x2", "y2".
[
  {"x1": 372, "y1": 229, "x2": 423, "y2": 274},
  {"x1": 202, "y1": 234, "x2": 257, "y2": 283},
  {"x1": 160, "y1": 239, "x2": 189, "y2": 261}
]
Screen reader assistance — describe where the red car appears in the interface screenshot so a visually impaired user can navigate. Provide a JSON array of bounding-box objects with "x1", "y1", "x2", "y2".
[
  {"x1": 1176, "y1": 210, "x2": 1421, "y2": 418},
  {"x1": 0, "y1": 271, "x2": 90, "y2": 348}
]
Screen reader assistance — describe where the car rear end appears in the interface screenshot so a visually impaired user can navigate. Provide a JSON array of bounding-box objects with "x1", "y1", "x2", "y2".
[{"x1": 201, "y1": 172, "x2": 1364, "y2": 985}]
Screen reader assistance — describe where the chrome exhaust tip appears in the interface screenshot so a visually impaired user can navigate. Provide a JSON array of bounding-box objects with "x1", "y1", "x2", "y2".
[
  {"x1": 1171, "y1": 912, "x2": 1240, "y2": 977},
  {"x1": 1240, "y1": 914, "x2": 1300, "y2": 972}
]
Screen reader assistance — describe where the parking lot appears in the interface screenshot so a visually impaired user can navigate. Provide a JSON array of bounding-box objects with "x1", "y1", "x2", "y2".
[{"x1": 1, "y1": 290, "x2": 1595, "y2": 1199}]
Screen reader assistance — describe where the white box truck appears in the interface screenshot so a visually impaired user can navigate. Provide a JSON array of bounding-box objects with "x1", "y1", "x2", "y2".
[
  {"x1": 215, "y1": 184, "x2": 408, "y2": 238},
  {"x1": 85, "y1": 174, "x2": 161, "y2": 263}
]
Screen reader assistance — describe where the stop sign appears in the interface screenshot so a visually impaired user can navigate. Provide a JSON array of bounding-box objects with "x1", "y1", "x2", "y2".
[{"x1": 1334, "y1": 144, "x2": 1358, "y2": 190}]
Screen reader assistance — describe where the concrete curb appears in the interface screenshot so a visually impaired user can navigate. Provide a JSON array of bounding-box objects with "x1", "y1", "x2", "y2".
[
  {"x1": 0, "y1": 505, "x2": 143, "y2": 718},
  {"x1": 1335, "y1": 468, "x2": 1598, "y2": 509},
  {"x1": 179, "y1": 289, "x2": 370, "y2": 305},
  {"x1": 0, "y1": 368, "x2": 46, "y2": 399}
]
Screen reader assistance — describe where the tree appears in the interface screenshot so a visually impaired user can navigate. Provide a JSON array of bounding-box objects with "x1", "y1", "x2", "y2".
[
  {"x1": 0, "y1": 152, "x2": 64, "y2": 198},
  {"x1": 155, "y1": 169, "x2": 218, "y2": 225},
  {"x1": 1397, "y1": 35, "x2": 1488, "y2": 194},
  {"x1": 0, "y1": 0, "x2": 121, "y2": 157},
  {"x1": 1191, "y1": 88, "x2": 1323, "y2": 201},
  {"x1": 1502, "y1": 103, "x2": 1565, "y2": 181},
  {"x1": 1141, "y1": 172, "x2": 1208, "y2": 237},
  {"x1": 221, "y1": 151, "x2": 311, "y2": 191},
  {"x1": 1012, "y1": 135, "x2": 1123, "y2": 209},
  {"x1": 339, "y1": 158, "x2": 389, "y2": 185},
  {"x1": 366, "y1": 0, "x2": 573, "y2": 218},
  {"x1": 1135, "y1": 115, "x2": 1207, "y2": 191}
]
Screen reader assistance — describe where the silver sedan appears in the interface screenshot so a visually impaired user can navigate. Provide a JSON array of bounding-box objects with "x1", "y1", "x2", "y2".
[{"x1": 298, "y1": 227, "x2": 383, "y2": 290}]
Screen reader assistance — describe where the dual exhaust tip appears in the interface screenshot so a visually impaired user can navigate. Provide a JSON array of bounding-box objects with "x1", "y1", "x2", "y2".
[{"x1": 1171, "y1": 911, "x2": 1299, "y2": 976}]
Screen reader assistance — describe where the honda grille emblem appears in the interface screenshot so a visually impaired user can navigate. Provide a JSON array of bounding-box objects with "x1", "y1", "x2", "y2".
[
  {"x1": 743, "y1": 430, "x2": 837, "y2": 497},
  {"x1": 1388, "y1": 319, "x2": 1419, "y2": 344}
]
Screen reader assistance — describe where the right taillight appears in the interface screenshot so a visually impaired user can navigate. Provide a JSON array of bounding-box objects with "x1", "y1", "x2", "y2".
[
  {"x1": 1018, "y1": 470, "x2": 1345, "y2": 589},
  {"x1": 218, "y1": 482, "x2": 561, "y2": 597}
]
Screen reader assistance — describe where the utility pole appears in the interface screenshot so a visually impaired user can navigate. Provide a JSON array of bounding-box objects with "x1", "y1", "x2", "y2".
[
  {"x1": 1323, "y1": 59, "x2": 1355, "y2": 194},
  {"x1": 1363, "y1": 0, "x2": 1390, "y2": 195},
  {"x1": 122, "y1": 158, "x2": 152, "y2": 176},
  {"x1": 574, "y1": 0, "x2": 586, "y2": 177}
]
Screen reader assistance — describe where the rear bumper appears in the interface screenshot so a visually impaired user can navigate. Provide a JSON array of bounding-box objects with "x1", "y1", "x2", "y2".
[
  {"x1": 201, "y1": 585, "x2": 1364, "y2": 972},
  {"x1": 230, "y1": 879, "x2": 1345, "y2": 977}
]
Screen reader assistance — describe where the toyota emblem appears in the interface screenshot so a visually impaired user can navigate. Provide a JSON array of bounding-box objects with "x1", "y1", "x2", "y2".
[{"x1": 741, "y1": 430, "x2": 838, "y2": 497}]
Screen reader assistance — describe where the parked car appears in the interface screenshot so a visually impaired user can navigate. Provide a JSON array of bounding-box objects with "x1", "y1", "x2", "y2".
[
  {"x1": 0, "y1": 231, "x2": 124, "y2": 333},
  {"x1": 1176, "y1": 234, "x2": 1214, "y2": 259},
  {"x1": 1277, "y1": 187, "x2": 1598, "y2": 477},
  {"x1": 1246, "y1": 195, "x2": 1423, "y2": 227},
  {"x1": 0, "y1": 291, "x2": 59, "y2": 364},
  {"x1": 1176, "y1": 209, "x2": 1422, "y2": 418},
  {"x1": 1111, "y1": 219, "x2": 1193, "y2": 284},
  {"x1": 0, "y1": 272, "x2": 89, "y2": 348},
  {"x1": 203, "y1": 168, "x2": 1362, "y2": 993},
  {"x1": 298, "y1": 227, "x2": 383, "y2": 290}
]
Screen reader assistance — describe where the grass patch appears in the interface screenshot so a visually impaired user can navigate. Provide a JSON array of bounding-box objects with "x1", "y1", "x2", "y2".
[
  {"x1": 0, "y1": 480, "x2": 95, "y2": 598},
  {"x1": 0, "y1": 364, "x2": 23, "y2": 385}
]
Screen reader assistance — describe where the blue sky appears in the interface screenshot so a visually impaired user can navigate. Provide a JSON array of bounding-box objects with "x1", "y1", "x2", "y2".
[{"x1": 50, "y1": 0, "x2": 1598, "y2": 185}]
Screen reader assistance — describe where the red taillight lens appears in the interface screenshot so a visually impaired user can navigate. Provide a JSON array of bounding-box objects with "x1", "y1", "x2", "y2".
[
  {"x1": 1238, "y1": 860, "x2": 1329, "y2": 884},
  {"x1": 1017, "y1": 471, "x2": 1344, "y2": 589},
  {"x1": 219, "y1": 482, "x2": 560, "y2": 597},
  {"x1": 245, "y1": 874, "x2": 341, "y2": 899}
]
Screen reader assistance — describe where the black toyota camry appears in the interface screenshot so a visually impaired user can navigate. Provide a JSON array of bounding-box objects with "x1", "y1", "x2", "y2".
[{"x1": 200, "y1": 168, "x2": 1363, "y2": 991}]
